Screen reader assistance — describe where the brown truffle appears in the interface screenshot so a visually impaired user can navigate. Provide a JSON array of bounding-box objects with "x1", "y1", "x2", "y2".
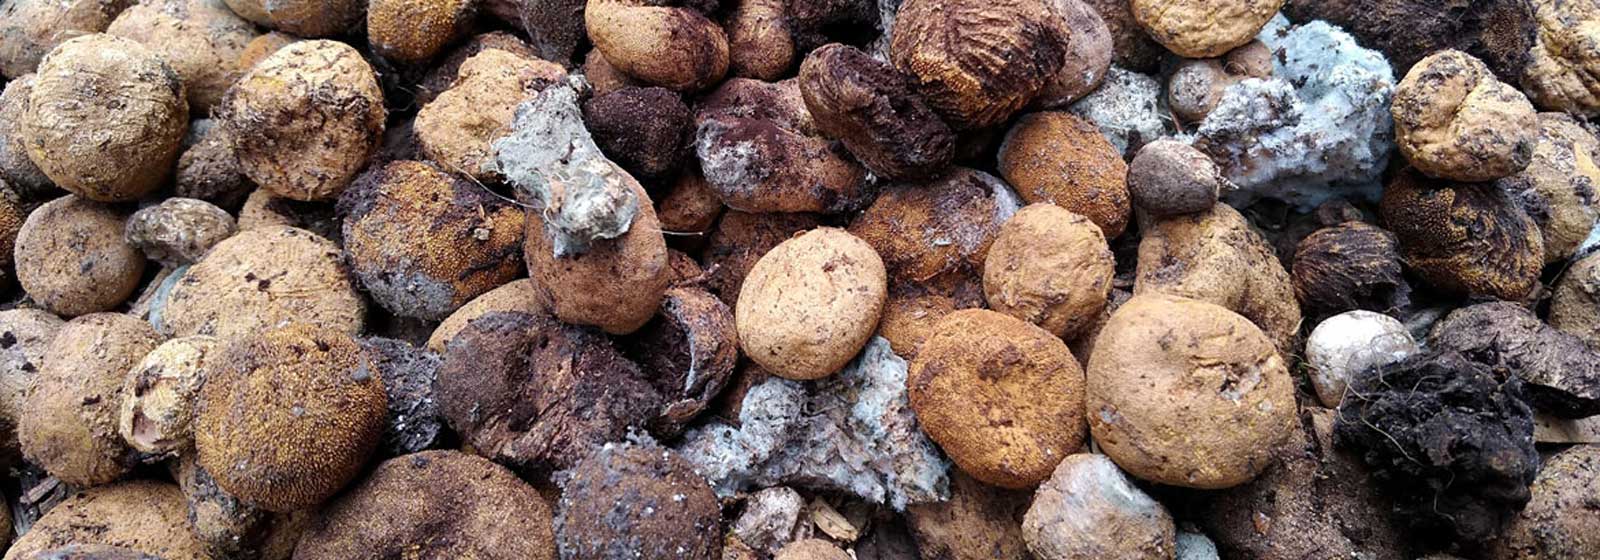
[
  {"x1": 983, "y1": 203, "x2": 1114, "y2": 339},
  {"x1": 19, "y1": 313, "x2": 159, "y2": 487},
  {"x1": 582, "y1": 87, "x2": 693, "y2": 180},
  {"x1": 1492, "y1": 444, "x2": 1600, "y2": 559},
  {"x1": 1087, "y1": 294, "x2": 1295, "y2": 489},
  {"x1": 1080, "y1": 0, "x2": 1162, "y2": 72},
  {"x1": 1498, "y1": 112, "x2": 1600, "y2": 264},
  {"x1": 702, "y1": 210, "x2": 821, "y2": 306},
  {"x1": 1291, "y1": 222, "x2": 1411, "y2": 319},
  {"x1": 1553, "y1": 252, "x2": 1600, "y2": 348},
  {"x1": 585, "y1": 0, "x2": 730, "y2": 92},
  {"x1": 848, "y1": 167, "x2": 1019, "y2": 284},
  {"x1": 195, "y1": 323, "x2": 388, "y2": 512},
  {"x1": 798, "y1": 43, "x2": 956, "y2": 181},
  {"x1": 889, "y1": 0, "x2": 1066, "y2": 129},
  {"x1": 656, "y1": 168, "x2": 725, "y2": 236},
  {"x1": 162, "y1": 227, "x2": 367, "y2": 340},
  {"x1": 555, "y1": 442, "x2": 722, "y2": 560},
  {"x1": 905, "y1": 469, "x2": 1032, "y2": 560},
  {"x1": 736, "y1": 227, "x2": 887, "y2": 380},
  {"x1": 1392, "y1": 49, "x2": 1538, "y2": 182},
  {"x1": 1131, "y1": 0, "x2": 1284, "y2": 58},
  {"x1": 1166, "y1": 40, "x2": 1274, "y2": 123},
  {"x1": 773, "y1": 540, "x2": 851, "y2": 560},
  {"x1": 426, "y1": 278, "x2": 545, "y2": 352},
  {"x1": 0, "y1": 308, "x2": 62, "y2": 465},
  {"x1": 339, "y1": 161, "x2": 526, "y2": 321},
  {"x1": 480, "y1": 0, "x2": 588, "y2": 65},
  {"x1": 1127, "y1": 139, "x2": 1227, "y2": 216},
  {"x1": 15, "y1": 195, "x2": 144, "y2": 317},
  {"x1": 998, "y1": 111, "x2": 1131, "y2": 238},
  {"x1": 0, "y1": 0, "x2": 131, "y2": 80},
  {"x1": 415, "y1": 49, "x2": 566, "y2": 181},
  {"x1": 296, "y1": 450, "x2": 558, "y2": 559},
  {"x1": 620, "y1": 287, "x2": 738, "y2": 436},
  {"x1": 123, "y1": 197, "x2": 236, "y2": 267},
  {"x1": 367, "y1": 0, "x2": 475, "y2": 63},
  {"x1": 909, "y1": 309, "x2": 1087, "y2": 489},
  {"x1": 724, "y1": 0, "x2": 794, "y2": 80},
  {"x1": 524, "y1": 180, "x2": 670, "y2": 335},
  {"x1": 2, "y1": 481, "x2": 209, "y2": 560},
  {"x1": 221, "y1": 0, "x2": 361, "y2": 37},
  {"x1": 1380, "y1": 168, "x2": 1544, "y2": 301},
  {"x1": 174, "y1": 120, "x2": 252, "y2": 211},
  {"x1": 106, "y1": 0, "x2": 258, "y2": 113},
  {"x1": 117, "y1": 336, "x2": 219, "y2": 455},
  {"x1": 1032, "y1": 0, "x2": 1114, "y2": 108}
]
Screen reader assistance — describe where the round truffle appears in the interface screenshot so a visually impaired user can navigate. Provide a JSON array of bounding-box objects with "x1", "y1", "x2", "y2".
[
  {"x1": 724, "y1": 0, "x2": 794, "y2": 80},
  {"x1": 1552, "y1": 252, "x2": 1600, "y2": 347},
  {"x1": 235, "y1": 31, "x2": 297, "y2": 70},
  {"x1": 221, "y1": 0, "x2": 362, "y2": 37},
  {"x1": 105, "y1": 0, "x2": 258, "y2": 113},
  {"x1": 1291, "y1": 222, "x2": 1411, "y2": 319},
  {"x1": 798, "y1": 43, "x2": 956, "y2": 181},
  {"x1": 0, "y1": 0, "x2": 131, "y2": 80},
  {"x1": 1022, "y1": 454, "x2": 1176, "y2": 559},
  {"x1": 909, "y1": 309, "x2": 1087, "y2": 489},
  {"x1": 656, "y1": 168, "x2": 725, "y2": 236},
  {"x1": 876, "y1": 273, "x2": 985, "y2": 358},
  {"x1": 0, "y1": 308, "x2": 62, "y2": 464},
  {"x1": 414, "y1": 31, "x2": 540, "y2": 106},
  {"x1": 582, "y1": 87, "x2": 692, "y2": 180},
  {"x1": 124, "y1": 197, "x2": 236, "y2": 267},
  {"x1": 15, "y1": 195, "x2": 145, "y2": 317},
  {"x1": 414, "y1": 49, "x2": 566, "y2": 181},
  {"x1": 1087, "y1": 294, "x2": 1296, "y2": 489},
  {"x1": 889, "y1": 0, "x2": 1066, "y2": 129},
  {"x1": 296, "y1": 450, "x2": 557, "y2": 559},
  {"x1": 3, "y1": 481, "x2": 210, "y2": 560},
  {"x1": 982, "y1": 204, "x2": 1113, "y2": 339},
  {"x1": 1032, "y1": 0, "x2": 1114, "y2": 108},
  {"x1": 116, "y1": 335, "x2": 219, "y2": 455},
  {"x1": 219, "y1": 40, "x2": 385, "y2": 201},
  {"x1": 847, "y1": 167, "x2": 1020, "y2": 284},
  {"x1": 0, "y1": 73, "x2": 59, "y2": 200},
  {"x1": 584, "y1": 0, "x2": 729, "y2": 92},
  {"x1": 1303, "y1": 310, "x2": 1417, "y2": 409},
  {"x1": 524, "y1": 180, "x2": 670, "y2": 335},
  {"x1": 367, "y1": 0, "x2": 475, "y2": 63},
  {"x1": 22, "y1": 34, "x2": 186, "y2": 202},
  {"x1": 998, "y1": 111, "x2": 1131, "y2": 238},
  {"x1": 736, "y1": 227, "x2": 887, "y2": 380},
  {"x1": 339, "y1": 160, "x2": 526, "y2": 321},
  {"x1": 19, "y1": 313, "x2": 160, "y2": 487},
  {"x1": 1498, "y1": 112, "x2": 1600, "y2": 264},
  {"x1": 1392, "y1": 49, "x2": 1538, "y2": 182},
  {"x1": 161, "y1": 226, "x2": 366, "y2": 340},
  {"x1": 1130, "y1": 0, "x2": 1284, "y2": 58},
  {"x1": 1127, "y1": 139, "x2": 1226, "y2": 216},
  {"x1": 195, "y1": 323, "x2": 387, "y2": 512},
  {"x1": 1380, "y1": 168, "x2": 1544, "y2": 300},
  {"x1": 555, "y1": 442, "x2": 722, "y2": 560},
  {"x1": 426, "y1": 278, "x2": 545, "y2": 352}
]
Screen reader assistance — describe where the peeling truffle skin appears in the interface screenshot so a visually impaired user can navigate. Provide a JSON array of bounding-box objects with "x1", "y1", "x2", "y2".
[
  {"x1": 339, "y1": 161, "x2": 526, "y2": 321},
  {"x1": 105, "y1": 0, "x2": 258, "y2": 113},
  {"x1": 295, "y1": 450, "x2": 557, "y2": 560},
  {"x1": 15, "y1": 195, "x2": 144, "y2": 317},
  {"x1": 0, "y1": 0, "x2": 132, "y2": 80},
  {"x1": 694, "y1": 78, "x2": 872, "y2": 215},
  {"x1": 909, "y1": 309, "x2": 1087, "y2": 489},
  {"x1": 584, "y1": 0, "x2": 730, "y2": 92},
  {"x1": 436, "y1": 312, "x2": 663, "y2": 478},
  {"x1": 22, "y1": 34, "x2": 186, "y2": 202},
  {"x1": 798, "y1": 43, "x2": 955, "y2": 181},
  {"x1": 1130, "y1": 0, "x2": 1283, "y2": 57},
  {"x1": 1430, "y1": 302, "x2": 1600, "y2": 419},
  {"x1": 221, "y1": 0, "x2": 362, "y2": 37},
  {"x1": 19, "y1": 313, "x2": 160, "y2": 487},
  {"x1": 116, "y1": 335, "x2": 220, "y2": 455},
  {"x1": 1291, "y1": 222, "x2": 1411, "y2": 319},
  {"x1": 620, "y1": 287, "x2": 738, "y2": 437},
  {"x1": 1391, "y1": 49, "x2": 1538, "y2": 182},
  {"x1": 998, "y1": 112, "x2": 1130, "y2": 239},
  {"x1": 736, "y1": 227, "x2": 887, "y2": 380},
  {"x1": 1087, "y1": 294, "x2": 1296, "y2": 489},
  {"x1": 848, "y1": 168, "x2": 1019, "y2": 285},
  {"x1": 1523, "y1": 0, "x2": 1600, "y2": 116},
  {"x1": 1493, "y1": 444, "x2": 1600, "y2": 559},
  {"x1": 1380, "y1": 169, "x2": 1544, "y2": 301},
  {"x1": 2, "y1": 481, "x2": 209, "y2": 560},
  {"x1": 888, "y1": 0, "x2": 1066, "y2": 129},
  {"x1": 1498, "y1": 112, "x2": 1600, "y2": 264},
  {"x1": 1282, "y1": 0, "x2": 1537, "y2": 84},
  {"x1": 367, "y1": 0, "x2": 475, "y2": 63},
  {"x1": 219, "y1": 40, "x2": 386, "y2": 202},
  {"x1": 582, "y1": 87, "x2": 693, "y2": 180},
  {"x1": 416, "y1": 49, "x2": 566, "y2": 181},
  {"x1": 195, "y1": 323, "x2": 388, "y2": 513},
  {"x1": 162, "y1": 227, "x2": 367, "y2": 340},
  {"x1": 1022, "y1": 454, "x2": 1175, "y2": 560},
  {"x1": 555, "y1": 442, "x2": 722, "y2": 560},
  {"x1": 982, "y1": 204, "x2": 1114, "y2": 339},
  {"x1": 1333, "y1": 349, "x2": 1539, "y2": 545}
]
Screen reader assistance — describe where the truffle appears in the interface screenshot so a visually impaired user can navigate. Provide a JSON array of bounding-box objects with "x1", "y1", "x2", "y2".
[
  {"x1": 1290, "y1": 221, "x2": 1411, "y2": 318},
  {"x1": 888, "y1": 0, "x2": 1066, "y2": 129},
  {"x1": 1380, "y1": 168, "x2": 1544, "y2": 300},
  {"x1": 847, "y1": 168, "x2": 1020, "y2": 285},
  {"x1": 998, "y1": 111, "x2": 1130, "y2": 238},
  {"x1": 798, "y1": 43, "x2": 955, "y2": 181},
  {"x1": 736, "y1": 227, "x2": 887, "y2": 380},
  {"x1": 1303, "y1": 310, "x2": 1417, "y2": 408},
  {"x1": 1523, "y1": 0, "x2": 1600, "y2": 116},
  {"x1": 1126, "y1": 140, "x2": 1228, "y2": 217},
  {"x1": 619, "y1": 287, "x2": 738, "y2": 436},
  {"x1": 366, "y1": 0, "x2": 475, "y2": 63},
  {"x1": 2, "y1": 481, "x2": 209, "y2": 560},
  {"x1": 105, "y1": 0, "x2": 258, "y2": 113},
  {"x1": 124, "y1": 198, "x2": 236, "y2": 267},
  {"x1": 161, "y1": 227, "x2": 367, "y2": 340},
  {"x1": 1130, "y1": 0, "x2": 1283, "y2": 57},
  {"x1": 982, "y1": 203, "x2": 1114, "y2": 338},
  {"x1": 1391, "y1": 49, "x2": 1537, "y2": 182},
  {"x1": 425, "y1": 278, "x2": 545, "y2": 352},
  {"x1": 416, "y1": 49, "x2": 567, "y2": 181},
  {"x1": 584, "y1": 0, "x2": 729, "y2": 91},
  {"x1": 1497, "y1": 112, "x2": 1600, "y2": 264},
  {"x1": 15, "y1": 195, "x2": 144, "y2": 317},
  {"x1": 555, "y1": 441, "x2": 722, "y2": 560},
  {"x1": 581, "y1": 87, "x2": 693, "y2": 180},
  {"x1": 1553, "y1": 252, "x2": 1600, "y2": 348},
  {"x1": 1430, "y1": 301, "x2": 1600, "y2": 418},
  {"x1": 117, "y1": 335, "x2": 220, "y2": 455}
]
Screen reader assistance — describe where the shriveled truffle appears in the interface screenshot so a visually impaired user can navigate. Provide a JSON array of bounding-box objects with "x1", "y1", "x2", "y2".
[
  {"x1": 1291, "y1": 222, "x2": 1411, "y2": 319},
  {"x1": 798, "y1": 43, "x2": 955, "y2": 181},
  {"x1": 220, "y1": 0, "x2": 361, "y2": 37},
  {"x1": 1523, "y1": 0, "x2": 1600, "y2": 116},
  {"x1": 3, "y1": 481, "x2": 209, "y2": 560},
  {"x1": 105, "y1": 0, "x2": 258, "y2": 113},
  {"x1": 1391, "y1": 49, "x2": 1537, "y2": 182},
  {"x1": 1127, "y1": 140, "x2": 1227, "y2": 217},
  {"x1": 1380, "y1": 168, "x2": 1544, "y2": 301},
  {"x1": 1087, "y1": 294, "x2": 1296, "y2": 489},
  {"x1": 19, "y1": 313, "x2": 159, "y2": 487},
  {"x1": 620, "y1": 287, "x2": 738, "y2": 436},
  {"x1": 1022, "y1": 454, "x2": 1176, "y2": 559},
  {"x1": 116, "y1": 335, "x2": 219, "y2": 455},
  {"x1": 888, "y1": 0, "x2": 1066, "y2": 129},
  {"x1": 1493, "y1": 444, "x2": 1600, "y2": 559},
  {"x1": 1553, "y1": 252, "x2": 1600, "y2": 347},
  {"x1": 909, "y1": 309, "x2": 1087, "y2": 489},
  {"x1": 15, "y1": 195, "x2": 144, "y2": 317},
  {"x1": 124, "y1": 198, "x2": 236, "y2": 267},
  {"x1": 998, "y1": 111, "x2": 1130, "y2": 238},
  {"x1": 1130, "y1": 0, "x2": 1283, "y2": 57},
  {"x1": 982, "y1": 204, "x2": 1112, "y2": 338},
  {"x1": 1430, "y1": 301, "x2": 1600, "y2": 419},
  {"x1": 297, "y1": 450, "x2": 557, "y2": 559},
  {"x1": 724, "y1": 0, "x2": 794, "y2": 80},
  {"x1": 584, "y1": 0, "x2": 729, "y2": 92},
  {"x1": 339, "y1": 160, "x2": 525, "y2": 321},
  {"x1": 848, "y1": 168, "x2": 1020, "y2": 285},
  {"x1": 161, "y1": 227, "x2": 366, "y2": 340},
  {"x1": 555, "y1": 441, "x2": 722, "y2": 560},
  {"x1": 416, "y1": 49, "x2": 566, "y2": 181},
  {"x1": 22, "y1": 34, "x2": 186, "y2": 202},
  {"x1": 1303, "y1": 310, "x2": 1417, "y2": 409},
  {"x1": 219, "y1": 40, "x2": 385, "y2": 201},
  {"x1": 736, "y1": 227, "x2": 886, "y2": 380},
  {"x1": 582, "y1": 87, "x2": 693, "y2": 180},
  {"x1": 195, "y1": 323, "x2": 388, "y2": 512},
  {"x1": 367, "y1": 0, "x2": 475, "y2": 63},
  {"x1": 1498, "y1": 112, "x2": 1600, "y2": 264}
]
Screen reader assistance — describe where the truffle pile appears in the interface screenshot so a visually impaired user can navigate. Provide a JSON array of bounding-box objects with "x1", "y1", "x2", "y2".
[{"x1": 1, "y1": 0, "x2": 1600, "y2": 558}]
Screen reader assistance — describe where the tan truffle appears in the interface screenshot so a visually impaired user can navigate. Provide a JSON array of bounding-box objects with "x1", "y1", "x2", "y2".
[
  {"x1": 220, "y1": 40, "x2": 385, "y2": 201},
  {"x1": 106, "y1": 0, "x2": 258, "y2": 113},
  {"x1": 161, "y1": 226, "x2": 367, "y2": 340},
  {"x1": 1392, "y1": 49, "x2": 1538, "y2": 182},
  {"x1": 0, "y1": 0, "x2": 131, "y2": 80},
  {"x1": 983, "y1": 203, "x2": 1114, "y2": 339},
  {"x1": 19, "y1": 313, "x2": 160, "y2": 487},
  {"x1": 1552, "y1": 252, "x2": 1600, "y2": 347},
  {"x1": 15, "y1": 195, "x2": 144, "y2": 317},
  {"x1": 1522, "y1": 0, "x2": 1600, "y2": 116},
  {"x1": 909, "y1": 309, "x2": 1086, "y2": 489},
  {"x1": 22, "y1": 34, "x2": 186, "y2": 202},
  {"x1": 1497, "y1": 112, "x2": 1600, "y2": 264},
  {"x1": 889, "y1": 0, "x2": 1066, "y2": 129},
  {"x1": 116, "y1": 336, "x2": 220, "y2": 455},
  {"x1": 1087, "y1": 294, "x2": 1296, "y2": 489},
  {"x1": 221, "y1": 0, "x2": 361, "y2": 37},
  {"x1": 998, "y1": 111, "x2": 1131, "y2": 238},
  {"x1": 426, "y1": 278, "x2": 545, "y2": 352},
  {"x1": 415, "y1": 32, "x2": 539, "y2": 106},
  {"x1": 0, "y1": 308, "x2": 63, "y2": 465},
  {"x1": 1134, "y1": 203, "x2": 1303, "y2": 355},
  {"x1": 367, "y1": 0, "x2": 475, "y2": 63},
  {"x1": 847, "y1": 168, "x2": 1019, "y2": 284},
  {"x1": 724, "y1": 0, "x2": 794, "y2": 80},
  {"x1": 773, "y1": 540, "x2": 851, "y2": 560},
  {"x1": 1, "y1": 481, "x2": 209, "y2": 560},
  {"x1": 236, "y1": 31, "x2": 297, "y2": 70},
  {"x1": 736, "y1": 227, "x2": 887, "y2": 380},
  {"x1": 876, "y1": 272, "x2": 985, "y2": 358},
  {"x1": 415, "y1": 49, "x2": 566, "y2": 181},
  {"x1": 702, "y1": 210, "x2": 821, "y2": 307},
  {"x1": 1130, "y1": 0, "x2": 1284, "y2": 58},
  {"x1": 585, "y1": 0, "x2": 730, "y2": 92},
  {"x1": 524, "y1": 180, "x2": 670, "y2": 335},
  {"x1": 1381, "y1": 168, "x2": 1544, "y2": 301},
  {"x1": 580, "y1": 48, "x2": 640, "y2": 98},
  {"x1": 195, "y1": 323, "x2": 387, "y2": 512},
  {"x1": 296, "y1": 450, "x2": 558, "y2": 559}
]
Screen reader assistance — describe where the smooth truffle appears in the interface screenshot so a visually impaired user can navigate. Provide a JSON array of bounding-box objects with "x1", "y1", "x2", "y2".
[
  {"x1": 161, "y1": 227, "x2": 366, "y2": 340},
  {"x1": 584, "y1": 0, "x2": 729, "y2": 92},
  {"x1": 117, "y1": 335, "x2": 220, "y2": 454},
  {"x1": 296, "y1": 450, "x2": 557, "y2": 559},
  {"x1": 909, "y1": 309, "x2": 1087, "y2": 489},
  {"x1": 1022, "y1": 454, "x2": 1176, "y2": 559},
  {"x1": 22, "y1": 34, "x2": 186, "y2": 202},
  {"x1": 195, "y1": 323, "x2": 387, "y2": 512},
  {"x1": 798, "y1": 43, "x2": 955, "y2": 181},
  {"x1": 0, "y1": 309, "x2": 62, "y2": 464},
  {"x1": 1380, "y1": 169, "x2": 1544, "y2": 300},
  {"x1": 1303, "y1": 310, "x2": 1417, "y2": 408},
  {"x1": 1130, "y1": 0, "x2": 1283, "y2": 57},
  {"x1": 523, "y1": 179, "x2": 670, "y2": 335},
  {"x1": 123, "y1": 197, "x2": 236, "y2": 267},
  {"x1": 219, "y1": 40, "x2": 385, "y2": 201},
  {"x1": 221, "y1": 0, "x2": 361, "y2": 37},
  {"x1": 2, "y1": 481, "x2": 208, "y2": 560},
  {"x1": 1291, "y1": 222, "x2": 1411, "y2": 319},
  {"x1": 998, "y1": 111, "x2": 1130, "y2": 238},
  {"x1": 1127, "y1": 140, "x2": 1226, "y2": 216},
  {"x1": 1087, "y1": 294, "x2": 1296, "y2": 489},
  {"x1": 982, "y1": 203, "x2": 1113, "y2": 338},
  {"x1": 15, "y1": 195, "x2": 144, "y2": 317},
  {"x1": 888, "y1": 0, "x2": 1066, "y2": 129},
  {"x1": 1391, "y1": 49, "x2": 1537, "y2": 182},
  {"x1": 555, "y1": 442, "x2": 722, "y2": 560},
  {"x1": 736, "y1": 227, "x2": 887, "y2": 380}
]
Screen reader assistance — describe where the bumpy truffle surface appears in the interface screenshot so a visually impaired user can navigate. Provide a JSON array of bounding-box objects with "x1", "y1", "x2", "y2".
[
  {"x1": 998, "y1": 111, "x2": 1130, "y2": 238},
  {"x1": 124, "y1": 198, "x2": 236, "y2": 267},
  {"x1": 1282, "y1": 0, "x2": 1536, "y2": 84},
  {"x1": 417, "y1": 49, "x2": 566, "y2": 181},
  {"x1": 1291, "y1": 221, "x2": 1411, "y2": 318},
  {"x1": 162, "y1": 227, "x2": 366, "y2": 340},
  {"x1": 1498, "y1": 112, "x2": 1600, "y2": 264},
  {"x1": 982, "y1": 204, "x2": 1113, "y2": 338},
  {"x1": 1022, "y1": 454, "x2": 1175, "y2": 560},
  {"x1": 0, "y1": 0, "x2": 132, "y2": 80},
  {"x1": 798, "y1": 43, "x2": 955, "y2": 181},
  {"x1": 1392, "y1": 49, "x2": 1537, "y2": 182},
  {"x1": 1130, "y1": 0, "x2": 1283, "y2": 57},
  {"x1": 1523, "y1": 0, "x2": 1600, "y2": 116},
  {"x1": 367, "y1": 0, "x2": 475, "y2": 63},
  {"x1": 105, "y1": 0, "x2": 257, "y2": 113},
  {"x1": 3, "y1": 481, "x2": 209, "y2": 560},
  {"x1": 1380, "y1": 169, "x2": 1544, "y2": 300},
  {"x1": 555, "y1": 441, "x2": 722, "y2": 560},
  {"x1": 582, "y1": 87, "x2": 693, "y2": 180},
  {"x1": 195, "y1": 323, "x2": 388, "y2": 512},
  {"x1": 1493, "y1": 444, "x2": 1600, "y2": 559},
  {"x1": 736, "y1": 227, "x2": 887, "y2": 380},
  {"x1": 889, "y1": 0, "x2": 1066, "y2": 129},
  {"x1": 15, "y1": 195, "x2": 144, "y2": 317},
  {"x1": 1430, "y1": 302, "x2": 1600, "y2": 419}
]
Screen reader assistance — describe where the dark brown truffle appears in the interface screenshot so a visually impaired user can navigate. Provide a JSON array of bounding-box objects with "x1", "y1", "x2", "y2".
[
  {"x1": 582, "y1": 87, "x2": 693, "y2": 180},
  {"x1": 889, "y1": 0, "x2": 1067, "y2": 129},
  {"x1": 1291, "y1": 222, "x2": 1411, "y2": 319},
  {"x1": 555, "y1": 441, "x2": 722, "y2": 560},
  {"x1": 798, "y1": 43, "x2": 955, "y2": 181},
  {"x1": 1380, "y1": 168, "x2": 1544, "y2": 301},
  {"x1": 1283, "y1": 0, "x2": 1537, "y2": 83},
  {"x1": 619, "y1": 287, "x2": 738, "y2": 436}
]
